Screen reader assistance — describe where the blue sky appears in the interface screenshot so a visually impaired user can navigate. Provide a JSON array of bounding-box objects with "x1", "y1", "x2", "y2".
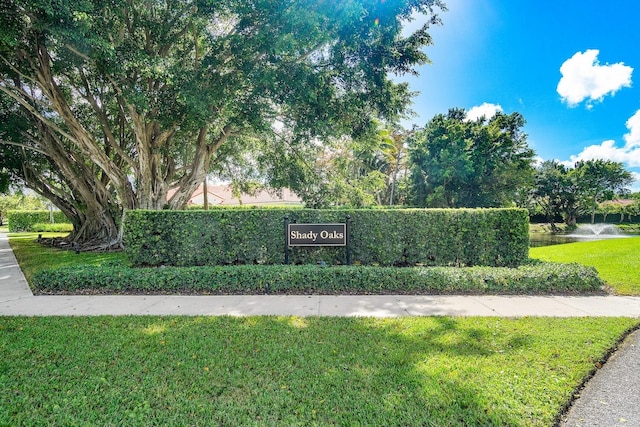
[{"x1": 398, "y1": 0, "x2": 640, "y2": 191}]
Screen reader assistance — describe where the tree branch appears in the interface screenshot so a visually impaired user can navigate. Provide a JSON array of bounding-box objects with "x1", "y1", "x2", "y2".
[
  {"x1": 78, "y1": 70, "x2": 137, "y2": 170},
  {"x1": 0, "y1": 85, "x2": 80, "y2": 144},
  {"x1": 0, "y1": 138, "x2": 48, "y2": 156}
]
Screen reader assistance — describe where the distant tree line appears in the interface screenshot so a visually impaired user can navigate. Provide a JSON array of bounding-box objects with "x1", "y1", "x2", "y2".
[
  {"x1": 530, "y1": 159, "x2": 634, "y2": 228},
  {"x1": 278, "y1": 108, "x2": 636, "y2": 228},
  {"x1": 0, "y1": 193, "x2": 47, "y2": 226}
]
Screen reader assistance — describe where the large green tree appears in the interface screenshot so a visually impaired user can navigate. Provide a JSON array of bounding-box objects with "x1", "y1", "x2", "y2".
[
  {"x1": 569, "y1": 159, "x2": 634, "y2": 224},
  {"x1": 0, "y1": 0, "x2": 444, "y2": 248},
  {"x1": 530, "y1": 160, "x2": 571, "y2": 230},
  {"x1": 530, "y1": 159, "x2": 634, "y2": 226},
  {"x1": 408, "y1": 108, "x2": 535, "y2": 208}
]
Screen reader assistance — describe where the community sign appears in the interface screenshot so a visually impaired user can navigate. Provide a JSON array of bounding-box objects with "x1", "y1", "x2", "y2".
[{"x1": 287, "y1": 223, "x2": 347, "y2": 246}]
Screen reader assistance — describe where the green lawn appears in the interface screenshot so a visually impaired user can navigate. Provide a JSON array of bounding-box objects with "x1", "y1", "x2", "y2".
[
  {"x1": 530, "y1": 237, "x2": 640, "y2": 295},
  {"x1": 8, "y1": 232, "x2": 126, "y2": 283},
  {"x1": 3, "y1": 231, "x2": 640, "y2": 425},
  {"x1": 1, "y1": 316, "x2": 637, "y2": 426}
]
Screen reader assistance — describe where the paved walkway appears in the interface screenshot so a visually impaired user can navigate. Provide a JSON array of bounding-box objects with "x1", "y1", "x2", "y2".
[{"x1": 1, "y1": 232, "x2": 639, "y2": 424}]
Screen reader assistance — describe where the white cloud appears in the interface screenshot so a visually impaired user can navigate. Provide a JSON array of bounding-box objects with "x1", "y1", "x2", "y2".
[
  {"x1": 557, "y1": 49, "x2": 633, "y2": 107},
  {"x1": 565, "y1": 139, "x2": 640, "y2": 168},
  {"x1": 559, "y1": 110, "x2": 640, "y2": 192},
  {"x1": 533, "y1": 156, "x2": 545, "y2": 167},
  {"x1": 565, "y1": 110, "x2": 640, "y2": 168},
  {"x1": 466, "y1": 103, "x2": 503, "y2": 121},
  {"x1": 624, "y1": 171, "x2": 640, "y2": 193},
  {"x1": 624, "y1": 109, "x2": 640, "y2": 148}
]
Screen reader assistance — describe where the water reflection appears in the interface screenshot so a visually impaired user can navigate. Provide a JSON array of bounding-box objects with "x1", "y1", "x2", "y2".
[
  {"x1": 530, "y1": 232, "x2": 632, "y2": 247},
  {"x1": 529, "y1": 234, "x2": 593, "y2": 247}
]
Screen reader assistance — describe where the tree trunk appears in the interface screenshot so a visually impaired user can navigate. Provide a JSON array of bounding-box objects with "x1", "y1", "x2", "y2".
[
  {"x1": 24, "y1": 168, "x2": 123, "y2": 250},
  {"x1": 203, "y1": 180, "x2": 209, "y2": 210},
  {"x1": 564, "y1": 215, "x2": 577, "y2": 227}
]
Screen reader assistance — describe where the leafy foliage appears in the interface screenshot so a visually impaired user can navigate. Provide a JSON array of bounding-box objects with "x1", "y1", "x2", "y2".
[
  {"x1": 530, "y1": 159, "x2": 634, "y2": 226},
  {"x1": 0, "y1": 194, "x2": 46, "y2": 225},
  {"x1": 408, "y1": 108, "x2": 535, "y2": 208},
  {"x1": 7, "y1": 210, "x2": 67, "y2": 232},
  {"x1": 265, "y1": 123, "x2": 413, "y2": 208},
  {"x1": 0, "y1": 0, "x2": 445, "y2": 246},
  {"x1": 32, "y1": 262, "x2": 603, "y2": 295},
  {"x1": 570, "y1": 159, "x2": 634, "y2": 223},
  {"x1": 529, "y1": 160, "x2": 571, "y2": 229},
  {"x1": 123, "y1": 208, "x2": 530, "y2": 268},
  {"x1": 29, "y1": 222, "x2": 74, "y2": 232}
]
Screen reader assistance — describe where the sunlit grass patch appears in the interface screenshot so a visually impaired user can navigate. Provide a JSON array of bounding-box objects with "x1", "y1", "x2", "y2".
[
  {"x1": 530, "y1": 237, "x2": 640, "y2": 295},
  {"x1": 8, "y1": 232, "x2": 127, "y2": 283},
  {"x1": 0, "y1": 316, "x2": 637, "y2": 426}
]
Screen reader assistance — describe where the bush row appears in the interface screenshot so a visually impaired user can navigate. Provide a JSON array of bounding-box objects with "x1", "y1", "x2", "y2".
[
  {"x1": 32, "y1": 262, "x2": 604, "y2": 295},
  {"x1": 124, "y1": 208, "x2": 530, "y2": 268},
  {"x1": 30, "y1": 223, "x2": 74, "y2": 232},
  {"x1": 7, "y1": 210, "x2": 68, "y2": 232}
]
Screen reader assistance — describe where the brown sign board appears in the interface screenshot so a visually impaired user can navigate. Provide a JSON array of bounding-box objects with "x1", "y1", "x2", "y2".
[{"x1": 287, "y1": 223, "x2": 347, "y2": 247}]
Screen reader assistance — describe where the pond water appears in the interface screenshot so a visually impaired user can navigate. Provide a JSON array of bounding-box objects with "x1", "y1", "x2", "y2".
[{"x1": 529, "y1": 223, "x2": 634, "y2": 247}]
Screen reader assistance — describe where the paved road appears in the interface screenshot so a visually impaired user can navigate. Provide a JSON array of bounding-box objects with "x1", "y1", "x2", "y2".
[{"x1": 561, "y1": 328, "x2": 640, "y2": 427}]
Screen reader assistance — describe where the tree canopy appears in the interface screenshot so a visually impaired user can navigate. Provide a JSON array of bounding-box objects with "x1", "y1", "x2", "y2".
[
  {"x1": 570, "y1": 159, "x2": 634, "y2": 223},
  {"x1": 530, "y1": 159, "x2": 634, "y2": 226},
  {"x1": 408, "y1": 108, "x2": 535, "y2": 208},
  {"x1": 0, "y1": 0, "x2": 445, "y2": 247}
]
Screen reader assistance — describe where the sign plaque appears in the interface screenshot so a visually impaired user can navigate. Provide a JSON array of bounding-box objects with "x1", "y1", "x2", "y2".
[{"x1": 288, "y1": 223, "x2": 347, "y2": 247}]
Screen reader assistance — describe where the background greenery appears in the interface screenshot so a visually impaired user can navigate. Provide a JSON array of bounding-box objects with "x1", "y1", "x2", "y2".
[{"x1": 6, "y1": 210, "x2": 67, "y2": 232}]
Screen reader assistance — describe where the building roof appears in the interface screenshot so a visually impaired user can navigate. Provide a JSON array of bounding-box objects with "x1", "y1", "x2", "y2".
[
  {"x1": 602, "y1": 199, "x2": 635, "y2": 207},
  {"x1": 167, "y1": 183, "x2": 302, "y2": 206}
]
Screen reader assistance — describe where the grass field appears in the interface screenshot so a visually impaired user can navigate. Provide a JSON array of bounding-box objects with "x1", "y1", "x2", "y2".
[
  {"x1": 1, "y1": 316, "x2": 638, "y2": 426},
  {"x1": 3, "y1": 230, "x2": 639, "y2": 425},
  {"x1": 7, "y1": 232, "x2": 126, "y2": 283},
  {"x1": 530, "y1": 237, "x2": 640, "y2": 295}
]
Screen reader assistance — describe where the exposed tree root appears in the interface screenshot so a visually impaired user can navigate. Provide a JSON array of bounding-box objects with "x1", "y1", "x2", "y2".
[{"x1": 37, "y1": 235, "x2": 123, "y2": 252}]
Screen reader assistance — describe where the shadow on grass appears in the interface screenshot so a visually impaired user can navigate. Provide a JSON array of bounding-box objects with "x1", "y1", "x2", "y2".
[{"x1": 1, "y1": 316, "x2": 634, "y2": 426}]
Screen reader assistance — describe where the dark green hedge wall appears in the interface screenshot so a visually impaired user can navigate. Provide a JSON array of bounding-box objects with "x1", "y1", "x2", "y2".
[
  {"x1": 123, "y1": 208, "x2": 530, "y2": 268},
  {"x1": 7, "y1": 210, "x2": 69, "y2": 232}
]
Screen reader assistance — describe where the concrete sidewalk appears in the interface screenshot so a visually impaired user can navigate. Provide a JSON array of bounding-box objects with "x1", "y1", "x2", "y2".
[
  {"x1": 2, "y1": 233, "x2": 640, "y2": 318},
  {"x1": 1, "y1": 232, "x2": 640, "y2": 425},
  {"x1": 4, "y1": 292, "x2": 640, "y2": 317}
]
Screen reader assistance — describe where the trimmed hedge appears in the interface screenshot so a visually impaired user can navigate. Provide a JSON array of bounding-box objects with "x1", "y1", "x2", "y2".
[
  {"x1": 31, "y1": 262, "x2": 604, "y2": 295},
  {"x1": 123, "y1": 208, "x2": 530, "y2": 268},
  {"x1": 7, "y1": 210, "x2": 68, "y2": 232},
  {"x1": 30, "y1": 223, "x2": 74, "y2": 232}
]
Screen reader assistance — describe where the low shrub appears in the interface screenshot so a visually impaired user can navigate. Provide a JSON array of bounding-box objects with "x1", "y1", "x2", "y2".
[
  {"x1": 32, "y1": 261, "x2": 604, "y2": 295},
  {"x1": 30, "y1": 223, "x2": 74, "y2": 232},
  {"x1": 7, "y1": 210, "x2": 68, "y2": 232}
]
